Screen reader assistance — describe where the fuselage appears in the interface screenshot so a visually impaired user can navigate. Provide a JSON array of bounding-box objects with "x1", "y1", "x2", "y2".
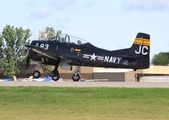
[{"x1": 29, "y1": 40, "x2": 139, "y2": 69}]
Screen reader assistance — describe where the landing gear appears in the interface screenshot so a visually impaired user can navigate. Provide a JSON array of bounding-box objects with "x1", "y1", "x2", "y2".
[
  {"x1": 72, "y1": 73, "x2": 81, "y2": 81},
  {"x1": 50, "y1": 57, "x2": 61, "y2": 81},
  {"x1": 51, "y1": 70, "x2": 60, "y2": 81},
  {"x1": 31, "y1": 57, "x2": 61, "y2": 81},
  {"x1": 33, "y1": 62, "x2": 41, "y2": 78},
  {"x1": 72, "y1": 66, "x2": 81, "y2": 81},
  {"x1": 33, "y1": 70, "x2": 41, "y2": 78}
]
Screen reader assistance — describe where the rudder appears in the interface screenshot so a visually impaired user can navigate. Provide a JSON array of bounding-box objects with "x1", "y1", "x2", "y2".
[{"x1": 130, "y1": 33, "x2": 150, "y2": 70}]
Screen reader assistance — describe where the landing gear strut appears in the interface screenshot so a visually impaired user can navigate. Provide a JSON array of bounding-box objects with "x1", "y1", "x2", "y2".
[
  {"x1": 50, "y1": 57, "x2": 61, "y2": 81},
  {"x1": 72, "y1": 66, "x2": 81, "y2": 81},
  {"x1": 51, "y1": 68, "x2": 60, "y2": 81}
]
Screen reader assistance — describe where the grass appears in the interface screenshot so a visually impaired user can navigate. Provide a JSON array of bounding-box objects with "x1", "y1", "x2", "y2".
[{"x1": 0, "y1": 87, "x2": 169, "y2": 120}]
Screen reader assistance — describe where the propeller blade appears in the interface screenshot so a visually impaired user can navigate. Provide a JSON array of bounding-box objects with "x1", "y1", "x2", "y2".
[{"x1": 26, "y1": 55, "x2": 30, "y2": 70}]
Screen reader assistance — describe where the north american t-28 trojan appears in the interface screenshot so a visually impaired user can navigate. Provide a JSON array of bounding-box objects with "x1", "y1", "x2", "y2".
[{"x1": 26, "y1": 32, "x2": 150, "y2": 81}]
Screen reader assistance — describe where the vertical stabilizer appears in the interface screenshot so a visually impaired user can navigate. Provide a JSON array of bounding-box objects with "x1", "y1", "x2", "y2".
[{"x1": 130, "y1": 33, "x2": 150, "y2": 70}]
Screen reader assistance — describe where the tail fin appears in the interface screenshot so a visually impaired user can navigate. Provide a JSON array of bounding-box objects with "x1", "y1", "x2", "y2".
[{"x1": 130, "y1": 32, "x2": 150, "y2": 70}]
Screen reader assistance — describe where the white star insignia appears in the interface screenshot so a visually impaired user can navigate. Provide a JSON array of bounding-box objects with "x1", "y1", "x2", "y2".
[{"x1": 90, "y1": 53, "x2": 97, "y2": 61}]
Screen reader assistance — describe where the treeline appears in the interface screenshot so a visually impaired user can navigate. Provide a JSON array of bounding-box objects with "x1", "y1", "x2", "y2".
[
  {"x1": 0, "y1": 25, "x2": 62, "y2": 78},
  {"x1": 151, "y1": 52, "x2": 169, "y2": 66}
]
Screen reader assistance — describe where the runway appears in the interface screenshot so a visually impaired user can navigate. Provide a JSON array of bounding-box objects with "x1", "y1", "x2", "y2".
[{"x1": 0, "y1": 81, "x2": 169, "y2": 88}]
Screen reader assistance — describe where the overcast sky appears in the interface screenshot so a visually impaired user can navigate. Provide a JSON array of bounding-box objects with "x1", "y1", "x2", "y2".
[{"x1": 1, "y1": 0, "x2": 169, "y2": 60}]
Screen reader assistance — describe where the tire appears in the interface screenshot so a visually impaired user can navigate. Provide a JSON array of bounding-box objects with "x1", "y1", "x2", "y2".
[
  {"x1": 33, "y1": 70, "x2": 41, "y2": 78},
  {"x1": 72, "y1": 74, "x2": 80, "y2": 81},
  {"x1": 51, "y1": 70, "x2": 60, "y2": 81},
  {"x1": 52, "y1": 74, "x2": 60, "y2": 81}
]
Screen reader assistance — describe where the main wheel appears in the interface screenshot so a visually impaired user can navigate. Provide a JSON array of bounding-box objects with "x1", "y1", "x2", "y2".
[
  {"x1": 72, "y1": 74, "x2": 80, "y2": 81},
  {"x1": 51, "y1": 70, "x2": 60, "y2": 81},
  {"x1": 33, "y1": 70, "x2": 41, "y2": 78},
  {"x1": 52, "y1": 74, "x2": 60, "y2": 81}
]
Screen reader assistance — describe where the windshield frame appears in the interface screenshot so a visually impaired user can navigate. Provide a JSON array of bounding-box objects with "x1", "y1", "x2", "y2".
[{"x1": 49, "y1": 34, "x2": 88, "y2": 45}]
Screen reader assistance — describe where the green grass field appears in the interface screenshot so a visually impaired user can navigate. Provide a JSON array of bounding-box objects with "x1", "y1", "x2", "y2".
[{"x1": 0, "y1": 87, "x2": 169, "y2": 120}]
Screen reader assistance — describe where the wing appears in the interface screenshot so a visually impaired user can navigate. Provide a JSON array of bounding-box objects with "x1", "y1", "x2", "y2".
[
  {"x1": 26, "y1": 45, "x2": 81, "y2": 65},
  {"x1": 26, "y1": 45, "x2": 57, "y2": 60}
]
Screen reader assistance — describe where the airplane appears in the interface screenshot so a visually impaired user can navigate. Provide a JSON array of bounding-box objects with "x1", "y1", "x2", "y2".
[{"x1": 26, "y1": 32, "x2": 150, "y2": 81}]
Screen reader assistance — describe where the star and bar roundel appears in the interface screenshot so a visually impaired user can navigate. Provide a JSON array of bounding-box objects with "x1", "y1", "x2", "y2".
[
  {"x1": 83, "y1": 53, "x2": 121, "y2": 64},
  {"x1": 83, "y1": 53, "x2": 104, "y2": 61}
]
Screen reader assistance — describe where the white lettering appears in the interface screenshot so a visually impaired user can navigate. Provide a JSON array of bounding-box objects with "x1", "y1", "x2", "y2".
[
  {"x1": 109, "y1": 57, "x2": 112, "y2": 63},
  {"x1": 39, "y1": 44, "x2": 49, "y2": 50},
  {"x1": 142, "y1": 46, "x2": 148, "y2": 55},
  {"x1": 40, "y1": 44, "x2": 44, "y2": 48},
  {"x1": 104, "y1": 56, "x2": 109, "y2": 62},
  {"x1": 117, "y1": 57, "x2": 121, "y2": 64},
  {"x1": 112, "y1": 57, "x2": 117, "y2": 63},
  {"x1": 44, "y1": 44, "x2": 49, "y2": 50},
  {"x1": 135, "y1": 45, "x2": 148, "y2": 55},
  {"x1": 104, "y1": 56, "x2": 121, "y2": 63},
  {"x1": 135, "y1": 45, "x2": 141, "y2": 54},
  {"x1": 36, "y1": 43, "x2": 39, "y2": 46}
]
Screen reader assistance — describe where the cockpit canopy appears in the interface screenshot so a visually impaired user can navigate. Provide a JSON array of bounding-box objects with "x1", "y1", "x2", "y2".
[{"x1": 49, "y1": 34, "x2": 87, "y2": 45}]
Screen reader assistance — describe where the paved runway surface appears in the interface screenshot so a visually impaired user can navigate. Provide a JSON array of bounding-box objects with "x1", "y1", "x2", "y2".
[{"x1": 1, "y1": 81, "x2": 169, "y2": 88}]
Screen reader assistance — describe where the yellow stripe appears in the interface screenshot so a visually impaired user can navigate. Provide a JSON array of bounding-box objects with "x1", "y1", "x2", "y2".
[
  {"x1": 134, "y1": 38, "x2": 150, "y2": 46},
  {"x1": 75, "y1": 48, "x2": 81, "y2": 52}
]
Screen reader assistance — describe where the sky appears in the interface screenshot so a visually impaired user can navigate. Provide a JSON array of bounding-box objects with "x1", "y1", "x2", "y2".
[{"x1": 1, "y1": 0, "x2": 169, "y2": 61}]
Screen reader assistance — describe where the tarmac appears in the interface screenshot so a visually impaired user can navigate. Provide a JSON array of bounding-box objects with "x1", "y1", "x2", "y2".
[{"x1": 0, "y1": 81, "x2": 169, "y2": 88}]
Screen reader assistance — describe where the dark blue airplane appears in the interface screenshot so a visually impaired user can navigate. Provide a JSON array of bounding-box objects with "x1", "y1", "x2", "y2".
[{"x1": 26, "y1": 33, "x2": 150, "y2": 81}]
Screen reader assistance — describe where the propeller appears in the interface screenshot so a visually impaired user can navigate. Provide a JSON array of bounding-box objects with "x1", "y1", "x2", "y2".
[
  {"x1": 26, "y1": 55, "x2": 30, "y2": 70},
  {"x1": 25, "y1": 47, "x2": 30, "y2": 70}
]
